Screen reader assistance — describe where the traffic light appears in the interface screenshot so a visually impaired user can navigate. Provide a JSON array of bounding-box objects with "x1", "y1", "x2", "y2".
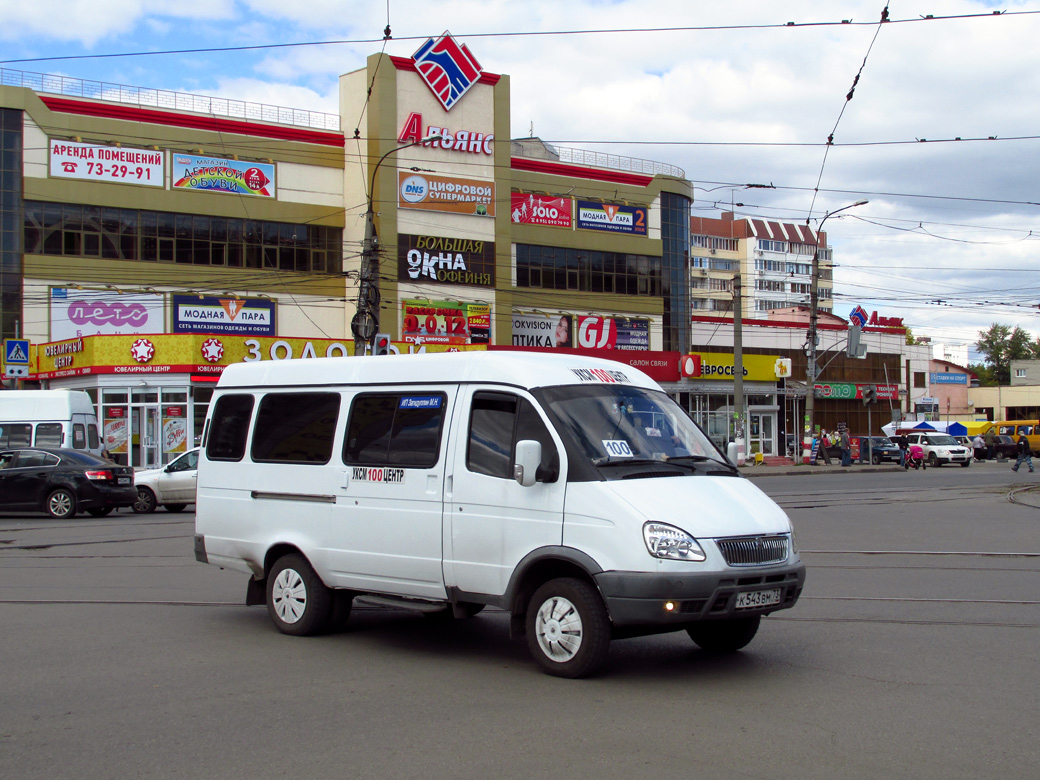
[
  {"x1": 862, "y1": 385, "x2": 877, "y2": 405},
  {"x1": 372, "y1": 333, "x2": 391, "y2": 356}
]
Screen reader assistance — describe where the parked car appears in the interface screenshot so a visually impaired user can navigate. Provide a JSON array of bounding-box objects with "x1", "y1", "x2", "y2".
[
  {"x1": 0, "y1": 447, "x2": 137, "y2": 518},
  {"x1": 904, "y1": 432, "x2": 972, "y2": 467},
  {"x1": 133, "y1": 448, "x2": 198, "y2": 513},
  {"x1": 990, "y1": 434, "x2": 1018, "y2": 461},
  {"x1": 861, "y1": 436, "x2": 901, "y2": 464}
]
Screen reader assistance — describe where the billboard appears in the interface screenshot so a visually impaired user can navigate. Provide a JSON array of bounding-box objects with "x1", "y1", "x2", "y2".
[
  {"x1": 398, "y1": 234, "x2": 495, "y2": 287},
  {"x1": 401, "y1": 300, "x2": 491, "y2": 346},
  {"x1": 510, "y1": 193, "x2": 572, "y2": 228},
  {"x1": 398, "y1": 172, "x2": 494, "y2": 216},
  {"x1": 50, "y1": 287, "x2": 165, "y2": 341},
  {"x1": 172, "y1": 154, "x2": 275, "y2": 198},
  {"x1": 49, "y1": 139, "x2": 165, "y2": 187},
  {"x1": 576, "y1": 316, "x2": 649, "y2": 351},
  {"x1": 172, "y1": 295, "x2": 276, "y2": 336},
  {"x1": 575, "y1": 200, "x2": 648, "y2": 235},
  {"x1": 511, "y1": 313, "x2": 573, "y2": 348}
]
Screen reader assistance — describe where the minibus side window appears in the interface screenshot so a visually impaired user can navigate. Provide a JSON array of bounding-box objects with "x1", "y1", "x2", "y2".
[
  {"x1": 88, "y1": 424, "x2": 100, "y2": 450},
  {"x1": 251, "y1": 393, "x2": 341, "y2": 464},
  {"x1": 73, "y1": 424, "x2": 86, "y2": 448},
  {"x1": 343, "y1": 393, "x2": 446, "y2": 468},
  {"x1": 35, "y1": 423, "x2": 64, "y2": 448},
  {"x1": 467, "y1": 392, "x2": 558, "y2": 482},
  {"x1": 207, "y1": 395, "x2": 255, "y2": 461},
  {"x1": 0, "y1": 424, "x2": 32, "y2": 448}
]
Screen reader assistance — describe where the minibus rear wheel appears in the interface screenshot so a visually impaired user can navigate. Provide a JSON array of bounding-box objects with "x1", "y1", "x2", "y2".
[
  {"x1": 526, "y1": 578, "x2": 610, "y2": 678},
  {"x1": 686, "y1": 615, "x2": 761, "y2": 652},
  {"x1": 266, "y1": 554, "x2": 333, "y2": 636}
]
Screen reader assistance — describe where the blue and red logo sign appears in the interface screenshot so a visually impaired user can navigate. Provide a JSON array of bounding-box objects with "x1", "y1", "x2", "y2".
[
  {"x1": 849, "y1": 305, "x2": 869, "y2": 327},
  {"x1": 412, "y1": 31, "x2": 483, "y2": 111}
]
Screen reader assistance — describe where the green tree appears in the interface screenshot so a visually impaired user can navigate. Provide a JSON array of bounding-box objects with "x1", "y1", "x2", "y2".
[
  {"x1": 975, "y1": 324, "x2": 1034, "y2": 384},
  {"x1": 967, "y1": 362, "x2": 996, "y2": 386}
]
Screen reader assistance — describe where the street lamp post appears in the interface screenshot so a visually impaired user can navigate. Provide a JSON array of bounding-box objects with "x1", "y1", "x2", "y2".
[
  {"x1": 351, "y1": 132, "x2": 441, "y2": 356},
  {"x1": 801, "y1": 199, "x2": 868, "y2": 464}
]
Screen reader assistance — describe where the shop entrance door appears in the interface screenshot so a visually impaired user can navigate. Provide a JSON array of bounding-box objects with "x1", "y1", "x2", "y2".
[
  {"x1": 131, "y1": 406, "x2": 161, "y2": 469},
  {"x1": 748, "y1": 413, "x2": 775, "y2": 456}
]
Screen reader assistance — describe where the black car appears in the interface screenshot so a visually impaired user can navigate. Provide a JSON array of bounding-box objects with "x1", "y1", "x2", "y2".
[
  {"x1": 0, "y1": 448, "x2": 137, "y2": 519},
  {"x1": 861, "y1": 436, "x2": 901, "y2": 464},
  {"x1": 990, "y1": 434, "x2": 1018, "y2": 461}
]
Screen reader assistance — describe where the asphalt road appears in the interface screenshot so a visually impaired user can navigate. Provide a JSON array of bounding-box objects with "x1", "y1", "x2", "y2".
[{"x1": 1, "y1": 464, "x2": 1038, "y2": 780}]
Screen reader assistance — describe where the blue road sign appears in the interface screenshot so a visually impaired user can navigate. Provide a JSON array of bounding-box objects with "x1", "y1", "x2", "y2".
[{"x1": 4, "y1": 339, "x2": 30, "y2": 365}]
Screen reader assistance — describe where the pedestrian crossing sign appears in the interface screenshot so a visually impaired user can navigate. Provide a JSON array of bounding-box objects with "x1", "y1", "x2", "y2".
[
  {"x1": 3, "y1": 339, "x2": 30, "y2": 377},
  {"x1": 4, "y1": 339, "x2": 29, "y2": 365}
]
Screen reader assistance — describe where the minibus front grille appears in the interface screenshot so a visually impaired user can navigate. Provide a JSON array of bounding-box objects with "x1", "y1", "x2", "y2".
[{"x1": 716, "y1": 535, "x2": 789, "y2": 567}]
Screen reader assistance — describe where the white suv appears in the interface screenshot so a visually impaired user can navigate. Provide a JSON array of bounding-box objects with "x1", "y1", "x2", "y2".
[{"x1": 906, "y1": 433, "x2": 971, "y2": 467}]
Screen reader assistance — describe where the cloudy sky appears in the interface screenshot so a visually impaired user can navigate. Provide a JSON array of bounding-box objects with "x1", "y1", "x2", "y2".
[{"x1": 2, "y1": 0, "x2": 1039, "y2": 359}]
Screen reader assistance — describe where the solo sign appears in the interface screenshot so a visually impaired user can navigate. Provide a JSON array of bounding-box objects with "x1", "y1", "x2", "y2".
[{"x1": 510, "y1": 193, "x2": 572, "y2": 228}]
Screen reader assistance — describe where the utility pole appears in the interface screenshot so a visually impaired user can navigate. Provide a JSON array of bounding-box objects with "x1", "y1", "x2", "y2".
[
  {"x1": 351, "y1": 132, "x2": 441, "y2": 357},
  {"x1": 732, "y1": 272, "x2": 745, "y2": 460},
  {"x1": 801, "y1": 200, "x2": 868, "y2": 464}
]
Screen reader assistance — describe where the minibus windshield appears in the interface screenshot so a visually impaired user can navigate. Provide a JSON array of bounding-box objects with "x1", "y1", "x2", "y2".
[{"x1": 539, "y1": 384, "x2": 730, "y2": 474}]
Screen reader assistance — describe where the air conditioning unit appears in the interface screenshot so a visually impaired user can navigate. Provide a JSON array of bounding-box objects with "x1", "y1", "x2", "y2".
[
  {"x1": 710, "y1": 249, "x2": 716, "y2": 255},
  {"x1": 698, "y1": 268, "x2": 708, "y2": 275}
]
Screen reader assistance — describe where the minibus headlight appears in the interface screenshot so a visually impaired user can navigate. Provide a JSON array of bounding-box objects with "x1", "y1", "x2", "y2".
[{"x1": 643, "y1": 522, "x2": 706, "y2": 561}]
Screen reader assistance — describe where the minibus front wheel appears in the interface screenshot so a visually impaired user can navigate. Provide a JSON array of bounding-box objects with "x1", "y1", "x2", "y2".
[
  {"x1": 526, "y1": 578, "x2": 610, "y2": 678},
  {"x1": 266, "y1": 553, "x2": 333, "y2": 636}
]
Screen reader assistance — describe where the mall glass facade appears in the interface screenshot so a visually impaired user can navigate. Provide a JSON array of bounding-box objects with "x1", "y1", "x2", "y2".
[{"x1": 1, "y1": 108, "x2": 22, "y2": 339}]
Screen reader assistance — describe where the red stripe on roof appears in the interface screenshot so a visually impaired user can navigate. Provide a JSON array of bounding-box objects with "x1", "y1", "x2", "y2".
[
  {"x1": 511, "y1": 157, "x2": 654, "y2": 187},
  {"x1": 39, "y1": 96, "x2": 345, "y2": 147}
]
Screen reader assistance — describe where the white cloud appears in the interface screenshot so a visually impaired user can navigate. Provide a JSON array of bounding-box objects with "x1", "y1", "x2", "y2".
[{"x1": 3, "y1": 0, "x2": 1040, "y2": 348}]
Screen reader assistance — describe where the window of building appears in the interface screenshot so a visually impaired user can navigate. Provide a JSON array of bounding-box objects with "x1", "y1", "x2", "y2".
[
  {"x1": 206, "y1": 395, "x2": 255, "y2": 461},
  {"x1": 466, "y1": 392, "x2": 558, "y2": 481},
  {"x1": 758, "y1": 239, "x2": 787, "y2": 253},
  {"x1": 23, "y1": 201, "x2": 341, "y2": 275},
  {"x1": 343, "y1": 393, "x2": 446, "y2": 468},
  {"x1": 1015, "y1": 368, "x2": 1026, "y2": 378},
  {"x1": 914, "y1": 372, "x2": 927, "y2": 388},
  {"x1": 516, "y1": 244, "x2": 660, "y2": 296},
  {"x1": 709, "y1": 258, "x2": 736, "y2": 271},
  {"x1": 250, "y1": 393, "x2": 341, "y2": 464}
]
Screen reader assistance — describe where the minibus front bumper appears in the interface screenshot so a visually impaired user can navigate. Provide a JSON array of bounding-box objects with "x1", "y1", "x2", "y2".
[{"x1": 594, "y1": 562, "x2": 806, "y2": 627}]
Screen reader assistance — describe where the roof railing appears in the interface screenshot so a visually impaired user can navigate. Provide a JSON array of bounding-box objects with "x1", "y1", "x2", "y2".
[{"x1": 0, "y1": 67, "x2": 341, "y2": 132}]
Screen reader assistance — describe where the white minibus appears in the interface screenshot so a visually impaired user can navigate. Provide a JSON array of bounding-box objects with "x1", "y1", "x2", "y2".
[
  {"x1": 194, "y1": 352, "x2": 805, "y2": 677},
  {"x1": 0, "y1": 389, "x2": 102, "y2": 455}
]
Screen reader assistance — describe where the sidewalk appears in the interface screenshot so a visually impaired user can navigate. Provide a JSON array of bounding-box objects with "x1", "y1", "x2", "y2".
[{"x1": 737, "y1": 456, "x2": 1004, "y2": 477}]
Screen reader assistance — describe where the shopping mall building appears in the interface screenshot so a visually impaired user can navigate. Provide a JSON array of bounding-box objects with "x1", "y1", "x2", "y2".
[{"x1": 0, "y1": 34, "x2": 697, "y2": 467}]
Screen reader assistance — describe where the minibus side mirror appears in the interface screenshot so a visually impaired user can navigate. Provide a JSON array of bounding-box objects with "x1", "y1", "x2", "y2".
[{"x1": 514, "y1": 440, "x2": 542, "y2": 487}]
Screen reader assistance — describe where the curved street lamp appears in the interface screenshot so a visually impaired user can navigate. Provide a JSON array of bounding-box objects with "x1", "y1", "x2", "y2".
[
  {"x1": 351, "y1": 132, "x2": 442, "y2": 355},
  {"x1": 801, "y1": 199, "x2": 868, "y2": 464}
]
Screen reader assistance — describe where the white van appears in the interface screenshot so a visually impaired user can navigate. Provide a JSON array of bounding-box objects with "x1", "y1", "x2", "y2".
[
  {"x1": 194, "y1": 352, "x2": 805, "y2": 677},
  {"x1": 0, "y1": 390, "x2": 102, "y2": 455}
]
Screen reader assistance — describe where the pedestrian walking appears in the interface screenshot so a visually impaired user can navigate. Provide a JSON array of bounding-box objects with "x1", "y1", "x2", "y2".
[
  {"x1": 817, "y1": 429, "x2": 832, "y2": 465},
  {"x1": 839, "y1": 429, "x2": 852, "y2": 467},
  {"x1": 972, "y1": 434, "x2": 985, "y2": 461},
  {"x1": 1011, "y1": 434, "x2": 1034, "y2": 473},
  {"x1": 984, "y1": 426, "x2": 997, "y2": 461}
]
